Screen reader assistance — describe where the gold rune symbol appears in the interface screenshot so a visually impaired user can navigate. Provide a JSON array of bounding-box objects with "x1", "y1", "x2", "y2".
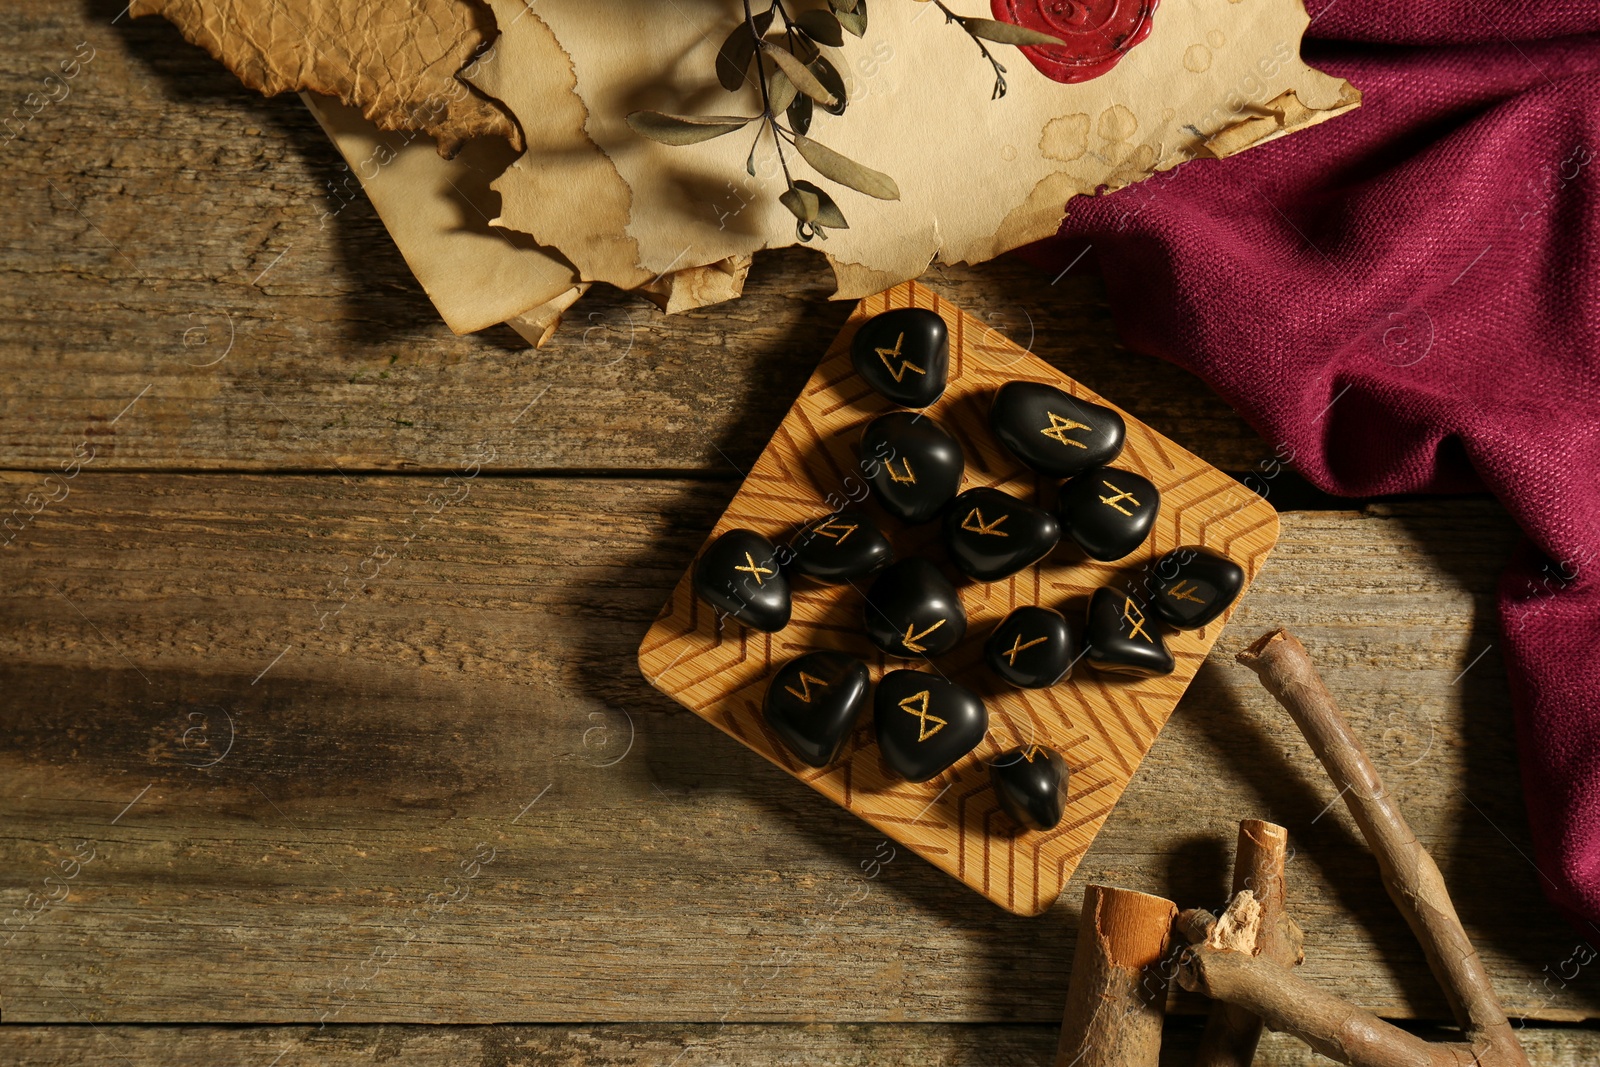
[
  {"x1": 815, "y1": 521, "x2": 857, "y2": 545},
  {"x1": 1040, "y1": 411, "x2": 1092, "y2": 449},
  {"x1": 898, "y1": 690, "x2": 947, "y2": 741},
  {"x1": 1167, "y1": 580, "x2": 1206, "y2": 604},
  {"x1": 1122, "y1": 596, "x2": 1152, "y2": 644},
  {"x1": 734, "y1": 551, "x2": 774, "y2": 586},
  {"x1": 885, "y1": 458, "x2": 917, "y2": 485},
  {"x1": 901, "y1": 618, "x2": 947, "y2": 653},
  {"x1": 1004, "y1": 633, "x2": 1047, "y2": 665},
  {"x1": 960, "y1": 508, "x2": 1009, "y2": 538},
  {"x1": 875, "y1": 332, "x2": 926, "y2": 383},
  {"x1": 784, "y1": 671, "x2": 829, "y2": 703},
  {"x1": 1022, "y1": 744, "x2": 1042, "y2": 762},
  {"x1": 1098, "y1": 480, "x2": 1140, "y2": 516}
]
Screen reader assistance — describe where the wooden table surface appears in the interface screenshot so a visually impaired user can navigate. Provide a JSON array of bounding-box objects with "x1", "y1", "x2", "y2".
[{"x1": 4, "y1": 5, "x2": 1598, "y2": 1064}]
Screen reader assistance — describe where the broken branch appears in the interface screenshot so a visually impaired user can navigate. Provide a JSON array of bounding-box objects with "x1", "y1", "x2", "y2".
[
  {"x1": 1231, "y1": 629, "x2": 1528, "y2": 1067},
  {"x1": 1054, "y1": 884, "x2": 1176, "y2": 1067},
  {"x1": 1183, "y1": 945, "x2": 1479, "y2": 1067},
  {"x1": 1194, "y1": 820, "x2": 1301, "y2": 1067}
]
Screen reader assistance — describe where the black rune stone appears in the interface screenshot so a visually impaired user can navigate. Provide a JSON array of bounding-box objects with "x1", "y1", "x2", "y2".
[
  {"x1": 788, "y1": 509, "x2": 893, "y2": 583},
  {"x1": 1084, "y1": 586, "x2": 1173, "y2": 678},
  {"x1": 874, "y1": 669, "x2": 988, "y2": 782},
  {"x1": 1150, "y1": 545, "x2": 1245, "y2": 629},
  {"x1": 763, "y1": 651, "x2": 871, "y2": 767},
  {"x1": 943, "y1": 487, "x2": 1061, "y2": 582},
  {"x1": 984, "y1": 606, "x2": 1076, "y2": 689},
  {"x1": 692, "y1": 528, "x2": 791, "y2": 633},
  {"x1": 860, "y1": 411, "x2": 964, "y2": 525},
  {"x1": 989, "y1": 381, "x2": 1125, "y2": 478},
  {"x1": 1058, "y1": 465, "x2": 1161, "y2": 562},
  {"x1": 863, "y1": 558, "x2": 967, "y2": 659},
  {"x1": 990, "y1": 744, "x2": 1070, "y2": 831},
  {"x1": 850, "y1": 308, "x2": 949, "y2": 408}
]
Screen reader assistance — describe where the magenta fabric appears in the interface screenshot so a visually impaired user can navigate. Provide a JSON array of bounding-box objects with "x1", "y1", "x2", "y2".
[{"x1": 1041, "y1": 4, "x2": 1600, "y2": 925}]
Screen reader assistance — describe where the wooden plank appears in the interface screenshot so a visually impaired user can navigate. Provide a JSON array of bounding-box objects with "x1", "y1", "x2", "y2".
[
  {"x1": 640, "y1": 282, "x2": 1280, "y2": 916},
  {"x1": 0, "y1": 3, "x2": 1267, "y2": 476},
  {"x1": 3, "y1": 1023, "x2": 1599, "y2": 1066},
  {"x1": 1, "y1": 476, "x2": 1590, "y2": 1024}
]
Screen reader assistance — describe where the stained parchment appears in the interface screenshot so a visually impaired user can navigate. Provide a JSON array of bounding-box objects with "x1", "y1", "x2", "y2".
[
  {"x1": 135, "y1": 0, "x2": 521, "y2": 157},
  {"x1": 306, "y1": 93, "x2": 758, "y2": 336},
  {"x1": 304, "y1": 94, "x2": 574, "y2": 334},
  {"x1": 475, "y1": 0, "x2": 1358, "y2": 298}
]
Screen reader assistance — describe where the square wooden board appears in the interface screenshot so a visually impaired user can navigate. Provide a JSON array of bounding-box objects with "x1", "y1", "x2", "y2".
[{"x1": 638, "y1": 281, "x2": 1279, "y2": 916}]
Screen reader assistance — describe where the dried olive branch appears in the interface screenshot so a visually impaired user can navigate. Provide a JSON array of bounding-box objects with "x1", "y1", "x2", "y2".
[
  {"x1": 744, "y1": 0, "x2": 792, "y2": 191},
  {"x1": 625, "y1": 1, "x2": 1062, "y2": 241},
  {"x1": 931, "y1": 0, "x2": 1008, "y2": 99}
]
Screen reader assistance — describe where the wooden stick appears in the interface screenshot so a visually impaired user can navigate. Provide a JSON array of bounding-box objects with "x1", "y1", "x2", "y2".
[
  {"x1": 1184, "y1": 945, "x2": 1479, "y2": 1067},
  {"x1": 1054, "y1": 884, "x2": 1177, "y2": 1067},
  {"x1": 1233, "y1": 629, "x2": 1528, "y2": 1067},
  {"x1": 1193, "y1": 820, "x2": 1300, "y2": 1067}
]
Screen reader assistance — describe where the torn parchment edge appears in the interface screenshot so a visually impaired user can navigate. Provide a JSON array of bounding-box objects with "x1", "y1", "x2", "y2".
[
  {"x1": 305, "y1": 92, "x2": 754, "y2": 341},
  {"x1": 130, "y1": 0, "x2": 524, "y2": 158}
]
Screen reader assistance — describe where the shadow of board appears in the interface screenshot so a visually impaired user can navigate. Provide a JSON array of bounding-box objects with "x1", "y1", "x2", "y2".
[
  {"x1": 579, "y1": 484, "x2": 1599, "y2": 1026},
  {"x1": 87, "y1": 0, "x2": 487, "y2": 347},
  {"x1": 544, "y1": 283, "x2": 1253, "y2": 1023},
  {"x1": 554, "y1": 472, "x2": 1085, "y2": 1022}
]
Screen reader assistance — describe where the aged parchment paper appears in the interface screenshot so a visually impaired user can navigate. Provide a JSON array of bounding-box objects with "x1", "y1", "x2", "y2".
[
  {"x1": 475, "y1": 0, "x2": 1357, "y2": 298},
  {"x1": 304, "y1": 94, "x2": 578, "y2": 335},
  {"x1": 135, "y1": 0, "x2": 521, "y2": 156}
]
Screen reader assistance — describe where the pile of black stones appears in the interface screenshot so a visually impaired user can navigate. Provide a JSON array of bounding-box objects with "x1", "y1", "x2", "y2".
[{"x1": 693, "y1": 309, "x2": 1243, "y2": 832}]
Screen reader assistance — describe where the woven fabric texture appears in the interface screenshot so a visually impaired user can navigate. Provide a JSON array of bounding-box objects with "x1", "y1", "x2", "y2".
[{"x1": 1040, "y1": 3, "x2": 1600, "y2": 925}]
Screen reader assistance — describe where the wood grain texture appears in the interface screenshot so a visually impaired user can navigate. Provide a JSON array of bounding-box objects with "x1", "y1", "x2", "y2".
[
  {"x1": 1, "y1": 0, "x2": 1590, "y2": 1044},
  {"x1": 0, "y1": 477, "x2": 1591, "y2": 1024},
  {"x1": 0, "y1": 1, "x2": 1268, "y2": 477},
  {"x1": 639, "y1": 284, "x2": 1279, "y2": 915},
  {"x1": 4, "y1": 1023, "x2": 1600, "y2": 1066}
]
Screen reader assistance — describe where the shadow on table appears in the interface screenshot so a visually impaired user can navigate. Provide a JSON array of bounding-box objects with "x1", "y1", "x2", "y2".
[
  {"x1": 88, "y1": 0, "x2": 477, "y2": 348},
  {"x1": 579, "y1": 478, "x2": 1600, "y2": 1030},
  {"x1": 1177, "y1": 502, "x2": 1600, "y2": 1024}
]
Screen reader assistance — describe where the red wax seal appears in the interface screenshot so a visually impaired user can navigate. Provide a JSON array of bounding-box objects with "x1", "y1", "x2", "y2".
[{"x1": 990, "y1": 0, "x2": 1161, "y2": 84}]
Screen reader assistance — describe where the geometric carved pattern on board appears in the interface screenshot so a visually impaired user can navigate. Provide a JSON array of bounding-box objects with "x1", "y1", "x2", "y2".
[{"x1": 639, "y1": 281, "x2": 1278, "y2": 915}]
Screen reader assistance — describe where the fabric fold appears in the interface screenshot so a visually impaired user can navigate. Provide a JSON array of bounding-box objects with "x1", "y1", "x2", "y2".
[{"x1": 1042, "y1": 7, "x2": 1600, "y2": 925}]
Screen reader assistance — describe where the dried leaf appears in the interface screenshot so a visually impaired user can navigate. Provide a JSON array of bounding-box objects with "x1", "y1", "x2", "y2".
[
  {"x1": 809, "y1": 54, "x2": 848, "y2": 116},
  {"x1": 794, "y1": 179, "x2": 848, "y2": 229},
  {"x1": 716, "y1": 10, "x2": 775, "y2": 90},
  {"x1": 837, "y1": 2, "x2": 867, "y2": 38},
  {"x1": 760, "y1": 41, "x2": 838, "y2": 108},
  {"x1": 829, "y1": 0, "x2": 859, "y2": 13},
  {"x1": 792, "y1": 134, "x2": 900, "y2": 200},
  {"x1": 779, "y1": 184, "x2": 821, "y2": 222},
  {"x1": 786, "y1": 92, "x2": 813, "y2": 136},
  {"x1": 767, "y1": 66, "x2": 798, "y2": 114},
  {"x1": 626, "y1": 111, "x2": 754, "y2": 145},
  {"x1": 958, "y1": 17, "x2": 1066, "y2": 47},
  {"x1": 796, "y1": 9, "x2": 844, "y2": 47},
  {"x1": 715, "y1": 23, "x2": 757, "y2": 91},
  {"x1": 129, "y1": 0, "x2": 520, "y2": 158}
]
